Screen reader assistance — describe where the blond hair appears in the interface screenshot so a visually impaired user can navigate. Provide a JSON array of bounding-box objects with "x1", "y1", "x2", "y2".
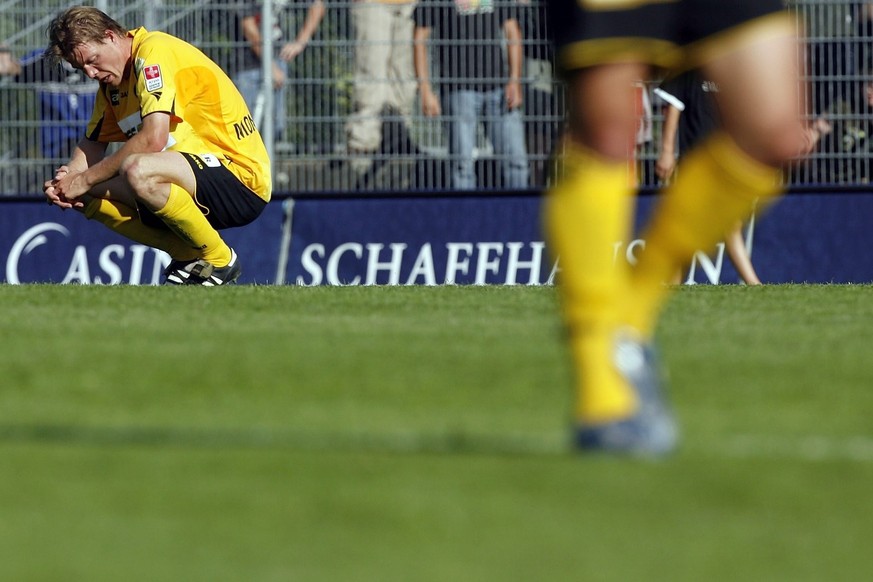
[{"x1": 45, "y1": 6, "x2": 127, "y2": 63}]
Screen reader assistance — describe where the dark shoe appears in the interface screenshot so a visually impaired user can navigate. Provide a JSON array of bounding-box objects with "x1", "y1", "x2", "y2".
[
  {"x1": 574, "y1": 332, "x2": 678, "y2": 456},
  {"x1": 163, "y1": 249, "x2": 242, "y2": 286}
]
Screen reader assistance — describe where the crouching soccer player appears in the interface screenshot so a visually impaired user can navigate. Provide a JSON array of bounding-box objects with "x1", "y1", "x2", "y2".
[
  {"x1": 545, "y1": 1, "x2": 810, "y2": 454},
  {"x1": 43, "y1": 5, "x2": 271, "y2": 285}
]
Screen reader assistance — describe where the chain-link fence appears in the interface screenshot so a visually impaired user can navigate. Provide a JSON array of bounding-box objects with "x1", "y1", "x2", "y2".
[{"x1": 0, "y1": 1, "x2": 870, "y2": 196}]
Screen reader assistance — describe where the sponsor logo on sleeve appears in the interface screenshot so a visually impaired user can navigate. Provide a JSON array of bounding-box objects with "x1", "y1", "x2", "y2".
[{"x1": 144, "y1": 64, "x2": 163, "y2": 92}]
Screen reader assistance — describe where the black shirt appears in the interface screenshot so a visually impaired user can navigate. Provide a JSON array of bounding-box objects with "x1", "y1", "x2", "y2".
[
  {"x1": 413, "y1": 0, "x2": 520, "y2": 91},
  {"x1": 656, "y1": 70, "x2": 721, "y2": 155}
]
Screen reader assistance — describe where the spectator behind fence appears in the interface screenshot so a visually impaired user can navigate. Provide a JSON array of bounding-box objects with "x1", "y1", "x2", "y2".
[
  {"x1": 518, "y1": 0, "x2": 558, "y2": 188},
  {"x1": 654, "y1": 70, "x2": 762, "y2": 286},
  {"x1": 345, "y1": 0, "x2": 419, "y2": 176},
  {"x1": 413, "y1": 0, "x2": 529, "y2": 190},
  {"x1": 17, "y1": 49, "x2": 96, "y2": 161},
  {"x1": 233, "y1": 0, "x2": 326, "y2": 140},
  {"x1": 546, "y1": 1, "x2": 810, "y2": 455},
  {"x1": 828, "y1": 60, "x2": 873, "y2": 181},
  {"x1": 43, "y1": 6, "x2": 271, "y2": 286},
  {"x1": 0, "y1": 44, "x2": 20, "y2": 193},
  {"x1": 0, "y1": 45, "x2": 21, "y2": 77}
]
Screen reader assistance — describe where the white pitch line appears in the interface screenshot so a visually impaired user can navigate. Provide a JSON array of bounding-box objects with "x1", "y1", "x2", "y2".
[
  {"x1": 693, "y1": 434, "x2": 873, "y2": 463},
  {"x1": 3, "y1": 424, "x2": 873, "y2": 462}
]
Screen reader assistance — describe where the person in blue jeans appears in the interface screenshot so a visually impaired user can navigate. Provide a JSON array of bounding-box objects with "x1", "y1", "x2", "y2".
[
  {"x1": 413, "y1": 0, "x2": 529, "y2": 190},
  {"x1": 233, "y1": 0, "x2": 325, "y2": 140}
]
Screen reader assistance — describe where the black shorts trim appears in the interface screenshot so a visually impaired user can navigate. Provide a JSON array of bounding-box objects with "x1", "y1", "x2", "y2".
[
  {"x1": 183, "y1": 152, "x2": 267, "y2": 230},
  {"x1": 139, "y1": 152, "x2": 268, "y2": 231}
]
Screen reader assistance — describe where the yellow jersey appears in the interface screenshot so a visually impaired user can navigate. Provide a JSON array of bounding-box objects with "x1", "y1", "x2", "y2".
[{"x1": 86, "y1": 27, "x2": 272, "y2": 202}]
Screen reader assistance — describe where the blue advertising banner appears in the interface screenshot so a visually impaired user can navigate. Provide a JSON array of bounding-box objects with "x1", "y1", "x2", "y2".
[
  {"x1": 279, "y1": 192, "x2": 873, "y2": 285},
  {"x1": 744, "y1": 193, "x2": 873, "y2": 284},
  {"x1": 0, "y1": 202, "x2": 286, "y2": 285},
  {"x1": 281, "y1": 196, "x2": 549, "y2": 286},
  {"x1": 2, "y1": 192, "x2": 872, "y2": 285}
]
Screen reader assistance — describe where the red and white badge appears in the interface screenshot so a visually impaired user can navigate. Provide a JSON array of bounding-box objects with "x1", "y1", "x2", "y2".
[{"x1": 144, "y1": 64, "x2": 163, "y2": 92}]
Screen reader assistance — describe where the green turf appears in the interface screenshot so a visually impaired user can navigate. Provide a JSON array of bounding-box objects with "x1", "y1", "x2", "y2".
[{"x1": 0, "y1": 284, "x2": 871, "y2": 581}]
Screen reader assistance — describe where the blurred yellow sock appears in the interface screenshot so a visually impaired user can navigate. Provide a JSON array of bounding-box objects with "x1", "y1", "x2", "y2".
[
  {"x1": 627, "y1": 132, "x2": 782, "y2": 337},
  {"x1": 545, "y1": 143, "x2": 639, "y2": 422},
  {"x1": 153, "y1": 184, "x2": 232, "y2": 267},
  {"x1": 84, "y1": 197, "x2": 199, "y2": 261}
]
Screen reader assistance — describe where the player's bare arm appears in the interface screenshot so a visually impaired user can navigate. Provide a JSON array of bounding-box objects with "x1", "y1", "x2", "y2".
[
  {"x1": 504, "y1": 19, "x2": 523, "y2": 110},
  {"x1": 413, "y1": 27, "x2": 440, "y2": 117},
  {"x1": 61, "y1": 138, "x2": 108, "y2": 178},
  {"x1": 54, "y1": 111, "x2": 171, "y2": 201},
  {"x1": 44, "y1": 139, "x2": 108, "y2": 209}
]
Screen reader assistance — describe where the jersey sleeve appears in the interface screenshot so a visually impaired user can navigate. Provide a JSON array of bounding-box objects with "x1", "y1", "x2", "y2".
[{"x1": 133, "y1": 38, "x2": 183, "y2": 124}]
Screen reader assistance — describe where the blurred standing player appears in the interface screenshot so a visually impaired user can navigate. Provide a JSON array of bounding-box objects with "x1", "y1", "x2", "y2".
[
  {"x1": 545, "y1": 1, "x2": 809, "y2": 454},
  {"x1": 43, "y1": 6, "x2": 271, "y2": 285}
]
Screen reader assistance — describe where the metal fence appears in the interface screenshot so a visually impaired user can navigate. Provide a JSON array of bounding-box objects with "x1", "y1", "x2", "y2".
[{"x1": 0, "y1": 0, "x2": 870, "y2": 196}]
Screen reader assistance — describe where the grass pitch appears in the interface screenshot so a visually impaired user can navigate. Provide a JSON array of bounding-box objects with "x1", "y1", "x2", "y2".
[{"x1": 0, "y1": 284, "x2": 871, "y2": 581}]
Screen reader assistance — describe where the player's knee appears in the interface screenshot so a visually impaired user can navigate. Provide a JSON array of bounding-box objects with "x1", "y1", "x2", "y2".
[
  {"x1": 591, "y1": 128, "x2": 636, "y2": 162},
  {"x1": 120, "y1": 155, "x2": 144, "y2": 182},
  {"x1": 566, "y1": 119, "x2": 636, "y2": 163},
  {"x1": 745, "y1": 120, "x2": 810, "y2": 168},
  {"x1": 564, "y1": 64, "x2": 647, "y2": 162},
  {"x1": 119, "y1": 154, "x2": 156, "y2": 195}
]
